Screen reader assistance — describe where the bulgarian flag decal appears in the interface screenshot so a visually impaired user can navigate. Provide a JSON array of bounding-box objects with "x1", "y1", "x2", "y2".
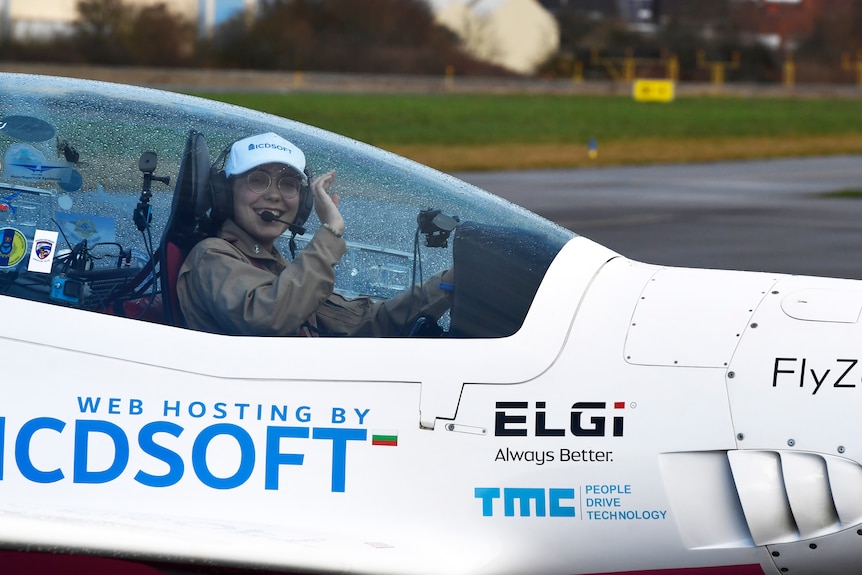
[{"x1": 372, "y1": 430, "x2": 398, "y2": 447}]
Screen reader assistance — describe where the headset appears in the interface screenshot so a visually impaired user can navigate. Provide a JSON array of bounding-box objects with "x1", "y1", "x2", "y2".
[{"x1": 207, "y1": 144, "x2": 314, "y2": 237}]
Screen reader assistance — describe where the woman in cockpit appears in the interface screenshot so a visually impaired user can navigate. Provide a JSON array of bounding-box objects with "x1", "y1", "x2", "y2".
[{"x1": 176, "y1": 132, "x2": 453, "y2": 337}]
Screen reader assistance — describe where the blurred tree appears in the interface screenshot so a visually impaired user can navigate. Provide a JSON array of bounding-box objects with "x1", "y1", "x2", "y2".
[
  {"x1": 73, "y1": 0, "x2": 132, "y2": 64},
  {"x1": 72, "y1": 0, "x2": 196, "y2": 66},
  {"x1": 126, "y1": 3, "x2": 197, "y2": 66}
]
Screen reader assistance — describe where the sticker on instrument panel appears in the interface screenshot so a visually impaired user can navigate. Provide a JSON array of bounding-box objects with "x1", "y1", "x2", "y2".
[
  {"x1": 54, "y1": 212, "x2": 115, "y2": 244},
  {"x1": 4, "y1": 143, "x2": 74, "y2": 184},
  {"x1": 0, "y1": 116, "x2": 56, "y2": 142},
  {"x1": 28, "y1": 229, "x2": 59, "y2": 273},
  {"x1": 0, "y1": 227, "x2": 27, "y2": 268}
]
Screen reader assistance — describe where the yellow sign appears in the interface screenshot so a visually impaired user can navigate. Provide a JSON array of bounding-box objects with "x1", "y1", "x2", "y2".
[{"x1": 633, "y1": 80, "x2": 675, "y2": 103}]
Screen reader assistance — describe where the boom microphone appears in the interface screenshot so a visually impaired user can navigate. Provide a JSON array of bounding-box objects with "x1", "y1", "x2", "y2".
[{"x1": 260, "y1": 210, "x2": 305, "y2": 235}]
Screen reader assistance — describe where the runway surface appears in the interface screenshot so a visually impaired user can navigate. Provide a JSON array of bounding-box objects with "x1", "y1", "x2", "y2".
[{"x1": 455, "y1": 155, "x2": 862, "y2": 280}]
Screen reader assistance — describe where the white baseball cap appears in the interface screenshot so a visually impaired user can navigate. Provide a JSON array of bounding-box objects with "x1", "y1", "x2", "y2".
[{"x1": 224, "y1": 132, "x2": 307, "y2": 184}]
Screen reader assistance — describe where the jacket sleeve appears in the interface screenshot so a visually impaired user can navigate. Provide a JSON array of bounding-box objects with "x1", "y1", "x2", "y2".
[
  {"x1": 177, "y1": 229, "x2": 346, "y2": 335},
  {"x1": 314, "y1": 270, "x2": 453, "y2": 337}
]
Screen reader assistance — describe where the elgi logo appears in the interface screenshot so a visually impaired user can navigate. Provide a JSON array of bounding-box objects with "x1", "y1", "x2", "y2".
[{"x1": 494, "y1": 401, "x2": 626, "y2": 437}]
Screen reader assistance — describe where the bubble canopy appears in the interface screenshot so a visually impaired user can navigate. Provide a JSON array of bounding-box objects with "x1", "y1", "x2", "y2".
[{"x1": 0, "y1": 73, "x2": 574, "y2": 337}]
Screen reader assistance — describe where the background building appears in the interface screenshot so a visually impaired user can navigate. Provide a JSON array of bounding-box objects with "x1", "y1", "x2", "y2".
[
  {"x1": 0, "y1": 0, "x2": 218, "y2": 40},
  {"x1": 1, "y1": 0, "x2": 83, "y2": 39}
]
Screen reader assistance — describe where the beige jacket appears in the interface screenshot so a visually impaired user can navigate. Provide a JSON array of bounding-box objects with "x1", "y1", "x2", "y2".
[{"x1": 176, "y1": 219, "x2": 451, "y2": 336}]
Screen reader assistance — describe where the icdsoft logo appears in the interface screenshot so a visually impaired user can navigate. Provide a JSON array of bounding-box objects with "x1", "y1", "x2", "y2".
[
  {"x1": 249, "y1": 142, "x2": 292, "y2": 154},
  {"x1": 0, "y1": 398, "x2": 381, "y2": 493}
]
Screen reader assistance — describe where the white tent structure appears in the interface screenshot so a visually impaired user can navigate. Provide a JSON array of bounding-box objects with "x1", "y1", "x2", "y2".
[{"x1": 434, "y1": 0, "x2": 559, "y2": 74}]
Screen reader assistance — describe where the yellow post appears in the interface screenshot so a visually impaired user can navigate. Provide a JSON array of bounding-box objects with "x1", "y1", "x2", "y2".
[
  {"x1": 444, "y1": 65, "x2": 455, "y2": 91},
  {"x1": 783, "y1": 53, "x2": 795, "y2": 87},
  {"x1": 840, "y1": 51, "x2": 862, "y2": 85},
  {"x1": 293, "y1": 71, "x2": 304, "y2": 88},
  {"x1": 667, "y1": 54, "x2": 679, "y2": 82},
  {"x1": 698, "y1": 50, "x2": 738, "y2": 85},
  {"x1": 711, "y1": 63, "x2": 724, "y2": 85},
  {"x1": 572, "y1": 60, "x2": 583, "y2": 84},
  {"x1": 624, "y1": 48, "x2": 635, "y2": 82}
]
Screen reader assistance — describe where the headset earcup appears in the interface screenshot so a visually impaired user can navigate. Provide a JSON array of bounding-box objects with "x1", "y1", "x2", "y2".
[
  {"x1": 291, "y1": 167, "x2": 314, "y2": 230},
  {"x1": 208, "y1": 167, "x2": 232, "y2": 223},
  {"x1": 292, "y1": 184, "x2": 313, "y2": 229}
]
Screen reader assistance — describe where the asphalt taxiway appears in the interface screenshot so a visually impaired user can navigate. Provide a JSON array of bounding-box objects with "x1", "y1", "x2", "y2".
[{"x1": 455, "y1": 155, "x2": 862, "y2": 280}]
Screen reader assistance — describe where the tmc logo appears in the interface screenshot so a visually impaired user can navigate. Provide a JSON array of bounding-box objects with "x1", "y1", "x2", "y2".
[
  {"x1": 494, "y1": 401, "x2": 626, "y2": 437},
  {"x1": 475, "y1": 487, "x2": 576, "y2": 517}
]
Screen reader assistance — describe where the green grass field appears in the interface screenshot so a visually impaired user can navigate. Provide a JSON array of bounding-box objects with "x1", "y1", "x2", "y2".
[{"x1": 193, "y1": 92, "x2": 862, "y2": 171}]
